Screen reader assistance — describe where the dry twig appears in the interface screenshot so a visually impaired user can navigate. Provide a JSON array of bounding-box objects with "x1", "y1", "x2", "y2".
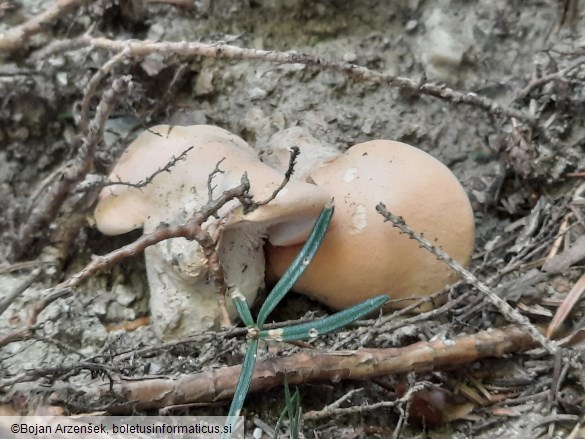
[
  {"x1": 304, "y1": 384, "x2": 424, "y2": 421},
  {"x1": 10, "y1": 76, "x2": 132, "y2": 261},
  {"x1": 0, "y1": 0, "x2": 88, "y2": 51},
  {"x1": 38, "y1": 326, "x2": 535, "y2": 413},
  {"x1": 376, "y1": 203, "x2": 558, "y2": 354},
  {"x1": 36, "y1": 36, "x2": 539, "y2": 126},
  {"x1": 247, "y1": 146, "x2": 300, "y2": 212},
  {"x1": 79, "y1": 49, "x2": 131, "y2": 133},
  {"x1": 547, "y1": 273, "x2": 585, "y2": 338},
  {"x1": 102, "y1": 146, "x2": 195, "y2": 190},
  {"x1": 517, "y1": 56, "x2": 585, "y2": 100}
]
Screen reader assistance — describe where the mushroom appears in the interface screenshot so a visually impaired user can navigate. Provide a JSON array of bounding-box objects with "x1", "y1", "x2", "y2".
[
  {"x1": 265, "y1": 139, "x2": 475, "y2": 310},
  {"x1": 261, "y1": 127, "x2": 339, "y2": 180},
  {"x1": 94, "y1": 125, "x2": 330, "y2": 339}
]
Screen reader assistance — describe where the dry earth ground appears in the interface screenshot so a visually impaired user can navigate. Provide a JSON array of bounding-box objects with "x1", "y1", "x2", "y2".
[{"x1": 0, "y1": 1, "x2": 584, "y2": 438}]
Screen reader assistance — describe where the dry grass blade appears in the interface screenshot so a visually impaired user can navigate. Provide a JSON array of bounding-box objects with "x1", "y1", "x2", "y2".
[{"x1": 547, "y1": 273, "x2": 585, "y2": 339}]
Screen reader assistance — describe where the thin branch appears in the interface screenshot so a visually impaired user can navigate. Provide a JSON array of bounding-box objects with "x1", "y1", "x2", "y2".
[
  {"x1": 80, "y1": 49, "x2": 131, "y2": 133},
  {"x1": 40, "y1": 326, "x2": 535, "y2": 413},
  {"x1": 0, "y1": 0, "x2": 88, "y2": 51},
  {"x1": 303, "y1": 388, "x2": 364, "y2": 420},
  {"x1": 307, "y1": 398, "x2": 402, "y2": 422},
  {"x1": 247, "y1": 146, "x2": 300, "y2": 213},
  {"x1": 35, "y1": 36, "x2": 539, "y2": 126},
  {"x1": 375, "y1": 203, "x2": 558, "y2": 355},
  {"x1": 103, "y1": 146, "x2": 195, "y2": 190},
  {"x1": 10, "y1": 76, "x2": 132, "y2": 261},
  {"x1": 516, "y1": 56, "x2": 585, "y2": 101},
  {"x1": 0, "y1": 362, "x2": 116, "y2": 389},
  {"x1": 206, "y1": 158, "x2": 226, "y2": 203}
]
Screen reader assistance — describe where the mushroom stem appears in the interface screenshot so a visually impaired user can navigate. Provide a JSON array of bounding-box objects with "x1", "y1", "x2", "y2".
[{"x1": 207, "y1": 223, "x2": 232, "y2": 329}]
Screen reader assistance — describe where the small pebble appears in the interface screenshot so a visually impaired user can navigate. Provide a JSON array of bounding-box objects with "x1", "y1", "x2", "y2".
[
  {"x1": 194, "y1": 69, "x2": 214, "y2": 96},
  {"x1": 405, "y1": 20, "x2": 418, "y2": 32},
  {"x1": 343, "y1": 52, "x2": 357, "y2": 62},
  {"x1": 115, "y1": 284, "x2": 136, "y2": 306},
  {"x1": 249, "y1": 87, "x2": 267, "y2": 100},
  {"x1": 56, "y1": 72, "x2": 68, "y2": 86}
]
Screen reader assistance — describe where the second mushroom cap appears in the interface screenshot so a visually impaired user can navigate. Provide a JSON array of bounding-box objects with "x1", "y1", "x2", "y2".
[{"x1": 266, "y1": 139, "x2": 476, "y2": 310}]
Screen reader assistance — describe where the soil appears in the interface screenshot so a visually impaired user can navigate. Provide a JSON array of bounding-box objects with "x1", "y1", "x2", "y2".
[{"x1": 1, "y1": 1, "x2": 584, "y2": 438}]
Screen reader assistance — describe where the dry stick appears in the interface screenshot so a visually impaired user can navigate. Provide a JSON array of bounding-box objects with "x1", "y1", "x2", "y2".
[
  {"x1": 547, "y1": 273, "x2": 585, "y2": 339},
  {"x1": 304, "y1": 384, "x2": 424, "y2": 421},
  {"x1": 204, "y1": 159, "x2": 232, "y2": 327},
  {"x1": 103, "y1": 146, "x2": 195, "y2": 190},
  {"x1": 206, "y1": 158, "x2": 227, "y2": 206},
  {"x1": 0, "y1": 363, "x2": 117, "y2": 390},
  {"x1": 0, "y1": 315, "x2": 321, "y2": 390},
  {"x1": 247, "y1": 146, "x2": 300, "y2": 212},
  {"x1": 375, "y1": 203, "x2": 558, "y2": 355},
  {"x1": 38, "y1": 36, "x2": 538, "y2": 126},
  {"x1": 314, "y1": 388, "x2": 364, "y2": 414},
  {"x1": 0, "y1": 0, "x2": 88, "y2": 51},
  {"x1": 43, "y1": 326, "x2": 535, "y2": 413},
  {"x1": 80, "y1": 49, "x2": 130, "y2": 133},
  {"x1": 10, "y1": 76, "x2": 132, "y2": 261},
  {"x1": 516, "y1": 56, "x2": 585, "y2": 101},
  {"x1": 0, "y1": 268, "x2": 43, "y2": 317}
]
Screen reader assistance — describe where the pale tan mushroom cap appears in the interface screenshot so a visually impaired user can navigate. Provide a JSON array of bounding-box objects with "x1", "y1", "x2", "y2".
[
  {"x1": 266, "y1": 140, "x2": 475, "y2": 310},
  {"x1": 95, "y1": 124, "x2": 330, "y2": 239},
  {"x1": 95, "y1": 125, "x2": 258, "y2": 235}
]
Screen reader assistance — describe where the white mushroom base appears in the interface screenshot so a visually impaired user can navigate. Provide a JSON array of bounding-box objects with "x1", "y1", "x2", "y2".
[{"x1": 144, "y1": 223, "x2": 265, "y2": 340}]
